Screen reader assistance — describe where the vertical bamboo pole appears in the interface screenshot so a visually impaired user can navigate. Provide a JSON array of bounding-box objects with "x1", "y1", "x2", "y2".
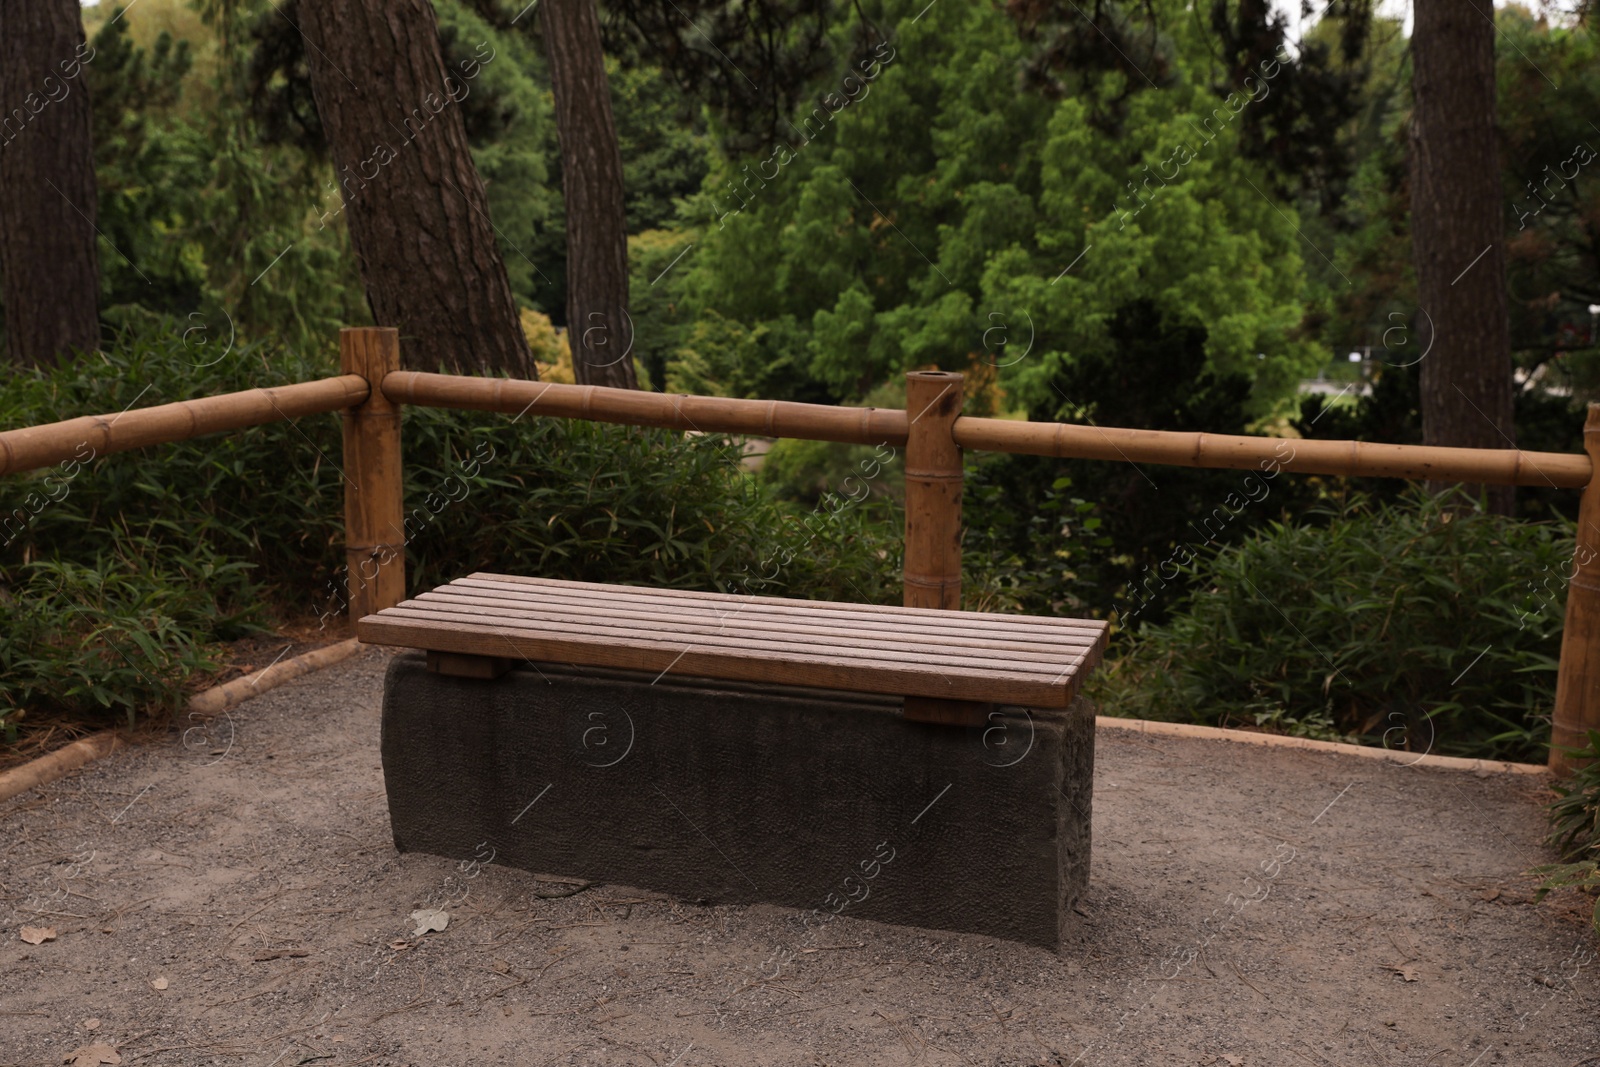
[
  {"x1": 902, "y1": 371, "x2": 971, "y2": 725},
  {"x1": 1552, "y1": 402, "x2": 1600, "y2": 773},
  {"x1": 903, "y1": 370, "x2": 964, "y2": 610},
  {"x1": 340, "y1": 327, "x2": 405, "y2": 622}
]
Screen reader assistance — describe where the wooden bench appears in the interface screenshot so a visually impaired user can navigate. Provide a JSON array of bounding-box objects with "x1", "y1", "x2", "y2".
[{"x1": 356, "y1": 573, "x2": 1109, "y2": 725}]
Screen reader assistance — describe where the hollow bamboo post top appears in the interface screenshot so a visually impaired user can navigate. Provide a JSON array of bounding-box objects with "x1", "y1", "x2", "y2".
[
  {"x1": 1552, "y1": 402, "x2": 1600, "y2": 772},
  {"x1": 386, "y1": 370, "x2": 1589, "y2": 489},
  {"x1": 0, "y1": 375, "x2": 370, "y2": 477}
]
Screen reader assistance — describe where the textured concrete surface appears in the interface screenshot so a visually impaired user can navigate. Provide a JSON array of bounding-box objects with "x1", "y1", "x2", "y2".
[{"x1": 380, "y1": 653, "x2": 1095, "y2": 948}]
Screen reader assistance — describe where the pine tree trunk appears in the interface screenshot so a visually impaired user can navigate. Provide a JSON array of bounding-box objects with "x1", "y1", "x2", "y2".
[
  {"x1": 299, "y1": 0, "x2": 534, "y2": 378},
  {"x1": 1410, "y1": 0, "x2": 1515, "y2": 514},
  {"x1": 0, "y1": 0, "x2": 101, "y2": 368},
  {"x1": 541, "y1": 0, "x2": 638, "y2": 388}
]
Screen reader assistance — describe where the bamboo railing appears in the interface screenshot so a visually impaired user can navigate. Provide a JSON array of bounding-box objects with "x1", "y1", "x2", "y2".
[
  {"x1": 0, "y1": 375, "x2": 370, "y2": 477},
  {"x1": 4, "y1": 326, "x2": 1597, "y2": 766}
]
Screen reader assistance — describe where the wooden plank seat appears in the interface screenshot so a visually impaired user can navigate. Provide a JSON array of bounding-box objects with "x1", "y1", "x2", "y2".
[{"x1": 357, "y1": 574, "x2": 1109, "y2": 724}]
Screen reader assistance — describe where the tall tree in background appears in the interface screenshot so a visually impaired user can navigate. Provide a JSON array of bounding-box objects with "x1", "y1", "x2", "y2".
[
  {"x1": 1409, "y1": 0, "x2": 1515, "y2": 514},
  {"x1": 540, "y1": 0, "x2": 636, "y2": 388},
  {"x1": 298, "y1": 0, "x2": 533, "y2": 377},
  {"x1": 0, "y1": 0, "x2": 101, "y2": 368}
]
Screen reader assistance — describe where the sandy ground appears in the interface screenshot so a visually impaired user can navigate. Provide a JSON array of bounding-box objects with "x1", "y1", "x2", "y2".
[{"x1": 2, "y1": 647, "x2": 1597, "y2": 1067}]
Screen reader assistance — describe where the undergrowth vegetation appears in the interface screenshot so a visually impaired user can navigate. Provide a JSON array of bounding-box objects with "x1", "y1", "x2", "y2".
[
  {"x1": 0, "y1": 322, "x2": 900, "y2": 736},
  {"x1": 0, "y1": 323, "x2": 1589, "y2": 772},
  {"x1": 1535, "y1": 733, "x2": 1600, "y2": 935},
  {"x1": 1094, "y1": 490, "x2": 1573, "y2": 762}
]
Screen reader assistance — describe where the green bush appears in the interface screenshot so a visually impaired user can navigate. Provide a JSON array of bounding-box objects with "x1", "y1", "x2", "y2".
[
  {"x1": 1548, "y1": 733, "x2": 1600, "y2": 860},
  {"x1": 1098, "y1": 489, "x2": 1572, "y2": 761},
  {"x1": 1, "y1": 319, "x2": 902, "y2": 726},
  {"x1": 0, "y1": 535, "x2": 261, "y2": 735},
  {"x1": 1535, "y1": 735, "x2": 1600, "y2": 938}
]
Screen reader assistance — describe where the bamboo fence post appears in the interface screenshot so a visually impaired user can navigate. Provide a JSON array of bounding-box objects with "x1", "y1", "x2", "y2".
[
  {"x1": 340, "y1": 328, "x2": 405, "y2": 622},
  {"x1": 903, "y1": 370, "x2": 964, "y2": 610},
  {"x1": 1552, "y1": 402, "x2": 1600, "y2": 773},
  {"x1": 902, "y1": 370, "x2": 971, "y2": 726}
]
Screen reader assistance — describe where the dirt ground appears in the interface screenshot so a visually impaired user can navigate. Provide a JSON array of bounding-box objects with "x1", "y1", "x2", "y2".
[
  {"x1": 0, "y1": 619, "x2": 354, "y2": 775},
  {"x1": 2, "y1": 647, "x2": 1597, "y2": 1067}
]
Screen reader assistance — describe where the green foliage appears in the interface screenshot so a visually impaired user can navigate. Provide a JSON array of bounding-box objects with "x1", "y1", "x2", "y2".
[
  {"x1": 1, "y1": 321, "x2": 900, "y2": 724},
  {"x1": 1548, "y1": 733, "x2": 1600, "y2": 861},
  {"x1": 1534, "y1": 734, "x2": 1600, "y2": 938},
  {"x1": 1532, "y1": 860, "x2": 1600, "y2": 939},
  {"x1": 0, "y1": 535, "x2": 260, "y2": 733},
  {"x1": 393, "y1": 406, "x2": 903, "y2": 608},
  {"x1": 80, "y1": 1, "x2": 367, "y2": 359},
  {"x1": 672, "y1": 0, "x2": 1322, "y2": 412},
  {"x1": 1101, "y1": 489, "x2": 1572, "y2": 761}
]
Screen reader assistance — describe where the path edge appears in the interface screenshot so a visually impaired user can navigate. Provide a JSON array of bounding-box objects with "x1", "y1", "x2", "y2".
[
  {"x1": 0, "y1": 637, "x2": 365, "y2": 806},
  {"x1": 1097, "y1": 715, "x2": 1549, "y2": 775}
]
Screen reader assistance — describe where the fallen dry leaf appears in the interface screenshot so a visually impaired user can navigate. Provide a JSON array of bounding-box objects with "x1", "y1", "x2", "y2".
[
  {"x1": 409, "y1": 908, "x2": 449, "y2": 936},
  {"x1": 150, "y1": 977, "x2": 168, "y2": 991},
  {"x1": 62, "y1": 1044, "x2": 120, "y2": 1067},
  {"x1": 20, "y1": 925, "x2": 57, "y2": 945}
]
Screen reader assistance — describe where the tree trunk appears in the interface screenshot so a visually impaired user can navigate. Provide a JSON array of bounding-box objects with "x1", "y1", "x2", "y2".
[
  {"x1": 1410, "y1": 0, "x2": 1515, "y2": 515},
  {"x1": 299, "y1": 0, "x2": 534, "y2": 378},
  {"x1": 0, "y1": 0, "x2": 101, "y2": 368},
  {"x1": 541, "y1": 0, "x2": 638, "y2": 388}
]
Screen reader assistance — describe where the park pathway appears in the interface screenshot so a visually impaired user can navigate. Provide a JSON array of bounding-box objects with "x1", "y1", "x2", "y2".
[{"x1": 2, "y1": 648, "x2": 1595, "y2": 1066}]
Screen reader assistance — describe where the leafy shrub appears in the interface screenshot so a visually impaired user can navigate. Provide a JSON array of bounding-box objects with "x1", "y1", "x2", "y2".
[
  {"x1": 1548, "y1": 732, "x2": 1600, "y2": 860},
  {"x1": 0, "y1": 536, "x2": 262, "y2": 735},
  {"x1": 1099, "y1": 488, "x2": 1572, "y2": 761},
  {"x1": 2, "y1": 319, "x2": 902, "y2": 725},
  {"x1": 376, "y1": 409, "x2": 903, "y2": 618},
  {"x1": 1535, "y1": 734, "x2": 1600, "y2": 937}
]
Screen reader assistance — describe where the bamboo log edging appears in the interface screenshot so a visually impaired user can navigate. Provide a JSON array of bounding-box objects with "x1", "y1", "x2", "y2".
[
  {"x1": 383, "y1": 370, "x2": 911, "y2": 447},
  {"x1": 186, "y1": 637, "x2": 363, "y2": 716},
  {"x1": 953, "y1": 417, "x2": 1592, "y2": 488},
  {"x1": 0, "y1": 374, "x2": 370, "y2": 478},
  {"x1": 1096, "y1": 716, "x2": 1549, "y2": 775},
  {"x1": 0, "y1": 731, "x2": 121, "y2": 805},
  {"x1": 0, "y1": 639, "x2": 365, "y2": 812}
]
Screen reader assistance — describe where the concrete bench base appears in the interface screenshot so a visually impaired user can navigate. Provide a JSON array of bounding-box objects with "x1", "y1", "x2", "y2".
[{"x1": 380, "y1": 651, "x2": 1093, "y2": 948}]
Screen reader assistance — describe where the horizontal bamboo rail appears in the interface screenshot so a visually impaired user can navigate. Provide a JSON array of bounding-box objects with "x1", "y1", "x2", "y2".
[
  {"x1": 383, "y1": 371, "x2": 911, "y2": 447},
  {"x1": 386, "y1": 369, "x2": 1589, "y2": 489},
  {"x1": 0, "y1": 374, "x2": 370, "y2": 477},
  {"x1": 3, "y1": 351, "x2": 1595, "y2": 769},
  {"x1": 952, "y1": 418, "x2": 1592, "y2": 489}
]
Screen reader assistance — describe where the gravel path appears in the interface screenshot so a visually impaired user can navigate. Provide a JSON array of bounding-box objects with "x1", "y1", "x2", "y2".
[{"x1": 2, "y1": 647, "x2": 1595, "y2": 1067}]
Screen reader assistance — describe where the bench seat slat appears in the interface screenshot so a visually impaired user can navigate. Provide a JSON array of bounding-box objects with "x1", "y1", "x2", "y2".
[
  {"x1": 384, "y1": 601, "x2": 1094, "y2": 677},
  {"x1": 357, "y1": 574, "x2": 1108, "y2": 708},
  {"x1": 412, "y1": 589, "x2": 1102, "y2": 660},
  {"x1": 463, "y1": 574, "x2": 1106, "y2": 633},
  {"x1": 440, "y1": 578, "x2": 1106, "y2": 645},
  {"x1": 364, "y1": 615, "x2": 1087, "y2": 706}
]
